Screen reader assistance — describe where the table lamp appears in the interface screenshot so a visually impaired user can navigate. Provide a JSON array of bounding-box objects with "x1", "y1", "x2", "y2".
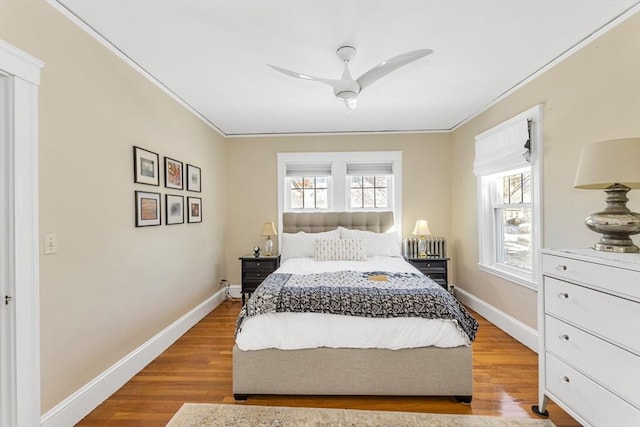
[
  {"x1": 261, "y1": 222, "x2": 277, "y2": 256},
  {"x1": 412, "y1": 219, "x2": 432, "y2": 258},
  {"x1": 574, "y1": 137, "x2": 640, "y2": 253}
]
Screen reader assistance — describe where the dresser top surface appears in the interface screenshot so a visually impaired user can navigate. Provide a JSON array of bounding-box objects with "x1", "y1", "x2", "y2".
[{"x1": 543, "y1": 248, "x2": 640, "y2": 271}]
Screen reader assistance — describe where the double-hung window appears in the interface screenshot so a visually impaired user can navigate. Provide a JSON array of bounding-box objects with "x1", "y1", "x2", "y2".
[{"x1": 474, "y1": 105, "x2": 542, "y2": 289}]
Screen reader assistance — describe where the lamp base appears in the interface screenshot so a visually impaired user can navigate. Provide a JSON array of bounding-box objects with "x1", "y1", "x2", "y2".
[
  {"x1": 593, "y1": 239, "x2": 639, "y2": 253},
  {"x1": 585, "y1": 184, "x2": 640, "y2": 253},
  {"x1": 417, "y1": 237, "x2": 427, "y2": 258},
  {"x1": 264, "y1": 237, "x2": 273, "y2": 256}
]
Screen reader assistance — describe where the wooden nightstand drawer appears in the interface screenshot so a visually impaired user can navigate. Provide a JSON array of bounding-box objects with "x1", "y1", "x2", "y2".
[
  {"x1": 404, "y1": 257, "x2": 449, "y2": 290},
  {"x1": 239, "y1": 254, "x2": 281, "y2": 305},
  {"x1": 423, "y1": 272, "x2": 446, "y2": 282},
  {"x1": 244, "y1": 259, "x2": 278, "y2": 271},
  {"x1": 416, "y1": 265, "x2": 446, "y2": 274},
  {"x1": 242, "y1": 280, "x2": 264, "y2": 293},
  {"x1": 244, "y1": 271, "x2": 269, "y2": 280}
]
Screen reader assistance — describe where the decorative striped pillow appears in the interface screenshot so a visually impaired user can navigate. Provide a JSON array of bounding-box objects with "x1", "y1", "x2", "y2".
[{"x1": 314, "y1": 238, "x2": 366, "y2": 261}]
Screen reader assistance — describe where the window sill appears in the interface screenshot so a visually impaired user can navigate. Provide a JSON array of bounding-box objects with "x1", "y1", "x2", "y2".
[{"x1": 477, "y1": 263, "x2": 537, "y2": 291}]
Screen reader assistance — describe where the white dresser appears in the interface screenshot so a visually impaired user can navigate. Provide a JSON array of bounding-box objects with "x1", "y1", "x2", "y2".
[{"x1": 534, "y1": 249, "x2": 640, "y2": 426}]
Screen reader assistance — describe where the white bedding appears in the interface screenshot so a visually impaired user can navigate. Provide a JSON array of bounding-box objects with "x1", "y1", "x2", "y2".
[{"x1": 235, "y1": 256, "x2": 471, "y2": 351}]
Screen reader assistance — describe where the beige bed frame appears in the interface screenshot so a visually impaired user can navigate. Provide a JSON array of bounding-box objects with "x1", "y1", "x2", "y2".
[{"x1": 233, "y1": 212, "x2": 473, "y2": 402}]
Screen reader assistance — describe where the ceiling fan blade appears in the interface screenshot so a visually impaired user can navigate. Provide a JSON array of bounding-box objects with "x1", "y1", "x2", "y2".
[
  {"x1": 356, "y1": 49, "x2": 433, "y2": 90},
  {"x1": 268, "y1": 64, "x2": 341, "y2": 89}
]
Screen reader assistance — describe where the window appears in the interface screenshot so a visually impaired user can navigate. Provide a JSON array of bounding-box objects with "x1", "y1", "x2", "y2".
[
  {"x1": 290, "y1": 176, "x2": 328, "y2": 209},
  {"x1": 349, "y1": 175, "x2": 389, "y2": 209},
  {"x1": 493, "y1": 169, "x2": 531, "y2": 272},
  {"x1": 277, "y1": 151, "x2": 402, "y2": 230},
  {"x1": 474, "y1": 105, "x2": 542, "y2": 289}
]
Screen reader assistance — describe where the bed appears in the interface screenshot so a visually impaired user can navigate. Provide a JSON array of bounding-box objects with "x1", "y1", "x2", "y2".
[{"x1": 233, "y1": 211, "x2": 477, "y2": 402}]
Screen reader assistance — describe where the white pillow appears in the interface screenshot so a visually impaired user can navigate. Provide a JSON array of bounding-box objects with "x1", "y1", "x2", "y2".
[
  {"x1": 280, "y1": 228, "x2": 340, "y2": 261},
  {"x1": 314, "y1": 238, "x2": 366, "y2": 261},
  {"x1": 339, "y1": 227, "x2": 401, "y2": 257}
]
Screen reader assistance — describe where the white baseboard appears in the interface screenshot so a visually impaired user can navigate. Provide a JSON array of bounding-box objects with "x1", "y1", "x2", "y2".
[
  {"x1": 40, "y1": 289, "x2": 227, "y2": 427},
  {"x1": 454, "y1": 285, "x2": 538, "y2": 353}
]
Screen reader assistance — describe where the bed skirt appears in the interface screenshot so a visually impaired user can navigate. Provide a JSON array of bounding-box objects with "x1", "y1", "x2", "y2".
[{"x1": 232, "y1": 344, "x2": 473, "y2": 400}]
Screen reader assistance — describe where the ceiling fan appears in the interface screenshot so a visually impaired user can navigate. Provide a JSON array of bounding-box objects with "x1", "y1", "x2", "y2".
[{"x1": 268, "y1": 46, "x2": 433, "y2": 110}]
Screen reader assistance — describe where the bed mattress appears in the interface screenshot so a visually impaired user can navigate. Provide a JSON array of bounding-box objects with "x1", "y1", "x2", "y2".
[{"x1": 236, "y1": 256, "x2": 474, "y2": 351}]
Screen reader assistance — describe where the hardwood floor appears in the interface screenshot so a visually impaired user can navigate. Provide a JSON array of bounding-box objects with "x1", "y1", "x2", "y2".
[{"x1": 77, "y1": 299, "x2": 579, "y2": 426}]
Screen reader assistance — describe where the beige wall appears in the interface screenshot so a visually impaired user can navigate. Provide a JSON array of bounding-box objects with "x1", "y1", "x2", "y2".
[
  {"x1": 225, "y1": 133, "x2": 451, "y2": 283},
  {"x1": 0, "y1": 1, "x2": 227, "y2": 412},
  {"x1": 2, "y1": 0, "x2": 638, "y2": 416},
  {"x1": 450, "y1": 12, "x2": 640, "y2": 329}
]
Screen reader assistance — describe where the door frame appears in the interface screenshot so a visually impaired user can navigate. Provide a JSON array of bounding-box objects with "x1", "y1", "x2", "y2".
[{"x1": 0, "y1": 38, "x2": 43, "y2": 427}]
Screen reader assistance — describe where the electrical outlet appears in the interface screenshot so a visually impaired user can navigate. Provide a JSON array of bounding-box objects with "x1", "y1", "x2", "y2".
[{"x1": 44, "y1": 233, "x2": 57, "y2": 255}]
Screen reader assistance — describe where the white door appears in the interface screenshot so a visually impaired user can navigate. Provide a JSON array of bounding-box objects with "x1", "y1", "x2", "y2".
[{"x1": 0, "y1": 39, "x2": 43, "y2": 427}]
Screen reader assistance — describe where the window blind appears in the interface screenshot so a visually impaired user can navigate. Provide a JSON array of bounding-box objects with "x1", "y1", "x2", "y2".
[
  {"x1": 473, "y1": 118, "x2": 529, "y2": 176},
  {"x1": 285, "y1": 163, "x2": 332, "y2": 177},
  {"x1": 346, "y1": 162, "x2": 393, "y2": 176}
]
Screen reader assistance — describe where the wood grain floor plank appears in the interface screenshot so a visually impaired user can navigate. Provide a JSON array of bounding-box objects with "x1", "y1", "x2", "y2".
[{"x1": 76, "y1": 299, "x2": 579, "y2": 426}]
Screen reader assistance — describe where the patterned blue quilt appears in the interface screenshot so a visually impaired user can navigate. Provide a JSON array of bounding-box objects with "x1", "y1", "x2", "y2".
[{"x1": 236, "y1": 271, "x2": 478, "y2": 341}]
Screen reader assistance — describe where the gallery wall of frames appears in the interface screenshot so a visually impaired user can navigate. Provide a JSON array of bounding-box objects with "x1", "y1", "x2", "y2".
[{"x1": 133, "y1": 145, "x2": 202, "y2": 227}]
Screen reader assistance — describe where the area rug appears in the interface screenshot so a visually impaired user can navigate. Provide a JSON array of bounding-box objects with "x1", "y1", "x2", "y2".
[{"x1": 167, "y1": 403, "x2": 556, "y2": 427}]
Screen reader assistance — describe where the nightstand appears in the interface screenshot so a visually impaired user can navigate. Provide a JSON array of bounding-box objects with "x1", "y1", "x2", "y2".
[
  {"x1": 405, "y1": 257, "x2": 449, "y2": 290},
  {"x1": 238, "y1": 254, "x2": 281, "y2": 304}
]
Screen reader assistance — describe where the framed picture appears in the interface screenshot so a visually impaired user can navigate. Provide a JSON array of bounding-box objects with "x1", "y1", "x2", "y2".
[
  {"x1": 133, "y1": 146, "x2": 160, "y2": 186},
  {"x1": 186, "y1": 164, "x2": 201, "y2": 192},
  {"x1": 165, "y1": 194, "x2": 184, "y2": 225},
  {"x1": 135, "y1": 191, "x2": 161, "y2": 227},
  {"x1": 187, "y1": 197, "x2": 202, "y2": 223},
  {"x1": 164, "y1": 157, "x2": 183, "y2": 190}
]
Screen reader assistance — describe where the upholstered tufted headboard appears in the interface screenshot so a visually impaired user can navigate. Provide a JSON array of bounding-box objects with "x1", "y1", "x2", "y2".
[{"x1": 282, "y1": 212, "x2": 394, "y2": 233}]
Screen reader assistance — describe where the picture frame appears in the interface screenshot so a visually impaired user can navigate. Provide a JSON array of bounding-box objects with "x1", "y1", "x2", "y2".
[
  {"x1": 165, "y1": 194, "x2": 184, "y2": 225},
  {"x1": 164, "y1": 157, "x2": 183, "y2": 190},
  {"x1": 135, "y1": 191, "x2": 161, "y2": 227},
  {"x1": 186, "y1": 164, "x2": 201, "y2": 192},
  {"x1": 187, "y1": 197, "x2": 202, "y2": 223},
  {"x1": 133, "y1": 146, "x2": 160, "y2": 186}
]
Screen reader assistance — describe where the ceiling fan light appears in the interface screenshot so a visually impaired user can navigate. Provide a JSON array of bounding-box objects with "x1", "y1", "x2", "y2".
[{"x1": 336, "y1": 90, "x2": 358, "y2": 101}]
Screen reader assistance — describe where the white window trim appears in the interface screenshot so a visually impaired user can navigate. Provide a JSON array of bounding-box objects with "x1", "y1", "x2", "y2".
[
  {"x1": 277, "y1": 151, "x2": 402, "y2": 231},
  {"x1": 476, "y1": 104, "x2": 543, "y2": 290}
]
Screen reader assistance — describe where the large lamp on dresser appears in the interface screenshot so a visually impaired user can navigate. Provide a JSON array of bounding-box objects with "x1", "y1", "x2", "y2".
[{"x1": 573, "y1": 137, "x2": 640, "y2": 253}]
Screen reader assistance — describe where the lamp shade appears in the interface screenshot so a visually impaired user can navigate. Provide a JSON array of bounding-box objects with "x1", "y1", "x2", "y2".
[
  {"x1": 412, "y1": 219, "x2": 431, "y2": 236},
  {"x1": 574, "y1": 138, "x2": 640, "y2": 189},
  {"x1": 260, "y1": 222, "x2": 277, "y2": 236}
]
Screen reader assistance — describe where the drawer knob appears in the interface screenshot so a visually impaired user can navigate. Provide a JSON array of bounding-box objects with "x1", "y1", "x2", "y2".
[
  {"x1": 561, "y1": 376, "x2": 570, "y2": 383},
  {"x1": 558, "y1": 334, "x2": 570, "y2": 341},
  {"x1": 256, "y1": 262, "x2": 261, "y2": 266},
  {"x1": 557, "y1": 292, "x2": 569, "y2": 299},
  {"x1": 555, "y1": 264, "x2": 567, "y2": 271}
]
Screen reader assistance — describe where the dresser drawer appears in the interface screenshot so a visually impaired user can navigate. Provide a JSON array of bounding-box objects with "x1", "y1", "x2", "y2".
[
  {"x1": 546, "y1": 354, "x2": 640, "y2": 427},
  {"x1": 543, "y1": 253, "x2": 640, "y2": 299},
  {"x1": 544, "y1": 277, "x2": 640, "y2": 353},
  {"x1": 244, "y1": 259, "x2": 278, "y2": 270},
  {"x1": 545, "y1": 316, "x2": 640, "y2": 406}
]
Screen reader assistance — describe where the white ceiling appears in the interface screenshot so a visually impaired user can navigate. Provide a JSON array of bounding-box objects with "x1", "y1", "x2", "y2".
[{"x1": 55, "y1": 0, "x2": 639, "y2": 137}]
